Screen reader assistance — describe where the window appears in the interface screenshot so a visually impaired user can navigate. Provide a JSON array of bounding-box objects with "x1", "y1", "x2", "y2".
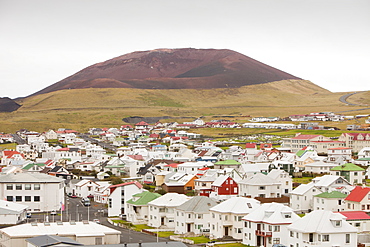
[
  {"x1": 34, "y1": 184, "x2": 40, "y2": 190},
  {"x1": 6, "y1": 184, "x2": 13, "y2": 190},
  {"x1": 290, "y1": 231, "x2": 294, "y2": 237},
  {"x1": 237, "y1": 228, "x2": 242, "y2": 233},
  {"x1": 355, "y1": 222, "x2": 361, "y2": 227},
  {"x1": 346, "y1": 234, "x2": 350, "y2": 243},
  {"x1": 273, "y1": 238, "x2": 280, "y2": 244},
  {"x1": 16, "y1": 184, "x2": 22, "y2": 190},
  {"x1": 274, "y1": 226, "x2": 280, "y2": 232},
  {"x1": 322, "y1": 235, "x2": 329, "y2": 242},
  {"x1": 6, "y1": 196, "x2": 13, "y2": 201},
  {"x1": 16, "y1": 196, "x2": 22, "y2": 202},
  {"x1": 25, "y1": 184, "x2": 31, "y2": 190},
  {"x1": 259, "y1": 186, "x2": 265, "y2": 190},
  {"x1": 25, "y1": 196, "x2": 31, "y2": 202},
  {"x1": 108, "y1": 198, "x2": 112, "y2": 208}
]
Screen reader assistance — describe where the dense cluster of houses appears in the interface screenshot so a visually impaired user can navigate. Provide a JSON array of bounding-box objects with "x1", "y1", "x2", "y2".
[{"x1": 1, "y1": 122, "x2": 370, "y2": 246}]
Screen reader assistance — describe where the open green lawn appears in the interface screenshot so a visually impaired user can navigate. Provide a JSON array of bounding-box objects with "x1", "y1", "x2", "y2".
[
  {"x1": 293, "y1": 177, "x2": 313, "y2": 184},
  {"x1": 157, "y1": 231, "x2": 176, "y2": 238},
  {"x1": 184, "y1": 236, "x2": 211, "y2": 244}
]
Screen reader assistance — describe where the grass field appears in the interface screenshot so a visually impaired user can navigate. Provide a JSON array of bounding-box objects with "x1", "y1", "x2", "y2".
[{"x1": 0, "y1": 80, "x2": 369, "y2": 133}]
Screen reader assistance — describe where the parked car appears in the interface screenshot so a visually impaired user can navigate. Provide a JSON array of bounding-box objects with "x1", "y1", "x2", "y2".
[
  {"x1": 26, "y1": 213, "x2": 32, "y2": 218},
  {"x1": 93, "y1": 219, "x2": 100, "y2": 224},
  {"x1": 50, "y1": 210, "x2": 57, "y2": 215}
]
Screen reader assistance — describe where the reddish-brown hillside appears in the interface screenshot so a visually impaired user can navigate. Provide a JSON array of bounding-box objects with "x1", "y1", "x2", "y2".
[{"x1": 32, "y1": 48, "x2": 301, "y2": 95}]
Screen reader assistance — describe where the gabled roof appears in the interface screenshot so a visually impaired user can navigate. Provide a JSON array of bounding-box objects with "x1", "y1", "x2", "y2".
[
  {"x1": 135, "y1": 121, "x2": 149, "y2": 126},
  {"x1": 212, "y1": 175, "x2": 233, "y2": 187},
  {"x1": 22, "y1": 163, "x2": 45, "y2": 170},
  {"x1": 148, "y1": 193, "x2": 189, "y2": 207},
  {"x1": 176, "y1": 196, "x2": 217, "y2": 213},
  {"x1": 126, "y1": 191, "x2": 162, "y2": 206},
  {"x1": 315, "y1": 191, "x2": 347, "y2": 199},
  {"x1": 288, "y1": 210, "x2": 357, "y2": 234},
  {"x1": 338, "y1": 211, "x2": 370, "y2": 220},
  {"x1": 243, "y1": 202, "x2": 299, "y2": 224},
  {"x1": 210, "y1": 197, "x2": 260, "y2": 214},
  {"x1": 240, "y1": 172, "x2": 278, "y2": 186},
  {"x1": 331, "y1": 163, "x2": 365, "y2": 171},
  {"x1": 345, "y1": 186, "x2": 370, "y2": 202},
  {"x1": 3, "y1": 150, "x2": 24, "y2": 159},
  {"x1": 109, "y1": 181, "x2": 143, "y2": 189}
]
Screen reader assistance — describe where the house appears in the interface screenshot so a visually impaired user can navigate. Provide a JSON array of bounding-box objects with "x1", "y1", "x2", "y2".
[
  {"x1": 1, "y1": 150, "x2": 25, "y2": 166},
  {"x1": 103, "y1": 156, "x2": 126, "y2": 176},
  {"x1": 313, "y1": 191, "x2": 347, "y2": 211},
  {"x1": 194, "y1": 176, "x2": 217, "y2": 197},
  {"x1": 209, "y1": 197, "x2": 260, "y2": 240},
  {"x1": 304, "y1": 161, "x2": 338, "y2": 175},
  {"x1": 0, "y1": 199, "x2": 28, "y2": 225},
  {"x1": 281, "y1": 134, "x2": 344, "y2": 153},
  {"x1": 290, "y1": 175, "x2": 352, "y2": 213},
  {"x1": 0, "y1": 173, "x2": 65, "y2": 212},
  {"x1": 339, "y1": 132, "x2": 370, "y2": 153},
  {"x1": 174, "y1": 196, "x2": 218, "y2": 235},
  {"x1": 126, "y1": 191, "x2": 162, "y2": 224},
  {"x1": 327, "y1": 147, "x2": 353, "y2": 165},
  {"x1": 345, "y1": 186, "x2": 370, "y2": 211},
  {"x1": 242, "y1": 203, "x2": 300, "y2": 247},
  {"x1": 209, "y1": 175, "x2": 238, "y2": 201},
  {"x1": 0, "y1": 221, "x2": 121, "y2": 247},
  {"x1": 330, "y1": 163, "x2": 365, "y2": 185},
  {"x1": 107, "y1": 181, "x2": 143, "y2": 217},
  {"x1": 73, "y1": 179, "x2": 101, "y2": 198},
  {"x1": 287, "y1": 210, "x2": 358, "y2": 247},
  {"x1": 162, "y1": 174, "x2": 198, "y2": 195},
  {"x1": 267, "y1": 169, "x2": 292, "y2": 194},
  {"x1": 338, "y1": 211, "x2": 370, "y2": 233},
  {"x1": 238, "y1": 173, "x2": 281, "y2": 199},
  {"x1": 147, "y1": 193, "x2": 190, "y2": 228}
]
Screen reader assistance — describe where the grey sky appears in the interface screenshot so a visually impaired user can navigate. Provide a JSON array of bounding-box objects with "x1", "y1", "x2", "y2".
[{"x1": 1, "y1": 0, "x2": 369, "y2": 98}]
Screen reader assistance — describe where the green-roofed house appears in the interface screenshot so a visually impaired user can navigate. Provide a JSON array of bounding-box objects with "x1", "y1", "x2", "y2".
[
  {"x1": 214, "y1": 159, "x2": 241, "y2": 169},
  {"x1": 330, "y1": 163, "x2": 365, "y2": 185},
  {"x1": 314, "y1": 191, "x2": 347, "y2": 211},
  {"x1": 22, "y1": 163, "x2": 46, "y2": 173},
  {"x1": 126, "y1": 191, "x2": 161, "y2": 224}
]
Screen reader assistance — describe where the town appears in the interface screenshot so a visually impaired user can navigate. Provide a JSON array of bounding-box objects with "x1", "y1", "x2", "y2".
[{"x1": 1, "y1": 115, "x2": 370, "y2": 247}]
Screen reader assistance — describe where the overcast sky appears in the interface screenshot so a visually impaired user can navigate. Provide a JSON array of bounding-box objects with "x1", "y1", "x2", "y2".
[{"x1": 1, "y1": 0, "x2": 369, "y2": 98}]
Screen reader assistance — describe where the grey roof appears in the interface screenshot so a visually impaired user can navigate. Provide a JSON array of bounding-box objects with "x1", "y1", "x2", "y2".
[
  {"x1": 176, "y1": 196, "x2": 217, "y2": 213},
  {"x1": 0, "y1": 173, "x2": 64, "y2": 183},
  {"x1": 26, "y1": 235, "x2": 83, "y2": 246},
  {"x1": 85, "y1": 242, "x2": 188, "y2": 247}
]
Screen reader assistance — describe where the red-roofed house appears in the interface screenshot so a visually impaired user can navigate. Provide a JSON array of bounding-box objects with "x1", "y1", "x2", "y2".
[
  {"x1": 135, "y1": 121, "x2": 150, "y2": 131},
  {"x1": 339, "y1": 133, "x2": 370, "y2": 152},
  {"x1": 282, "y1": 134, "x2": 345, "y2": 153},
  {"x1": 108, "y1": 181, "x2": 143, "y2": 217},
  {"x1": 345, "y1": 186, "x2": 370, "y2": 211},
  {"x1": 338, "y1": 211, "x2": 370, "y2": 233},
  {"x1": 1, "y1": 150, "x2": 25, "y2": 166},
  {"x1": 245, "y1": 143, "x2": 256, "y2": 149}
]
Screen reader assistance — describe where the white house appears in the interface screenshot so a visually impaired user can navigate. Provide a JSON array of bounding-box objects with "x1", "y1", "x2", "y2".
[
  {"x1": 107, "y1": 181, "x2": 143, "y2": 217},
  {"x1": 0, "y1": 173, "x2": 65, "y2": 212},
  {"x1": 287, "y1": 210, "x2": 358, "y2": 247},
  {"x1": 0, "y1": 199, "x2": 28, "y2": 225},
  {"x1": 174, "y1": 196, "x2": 217, "y2": 235},
  {"x1": 242, "y1": 203, "x2": 300, "y2": 247},
  {"x1": 313, "y1": 191, "x2": 347, "y2": 211},
  {"x1": 126, "y1": 191, "x2": 162, "y2": 225},
  {"x1": 147, "y1": 193, "x2": 190, "y2": 228},
  {"x1": 209, "y1": 197, "x2": 260, "y2": 240},
  {"x1": 238, "y1": 172, "x2": 282, "y2": 198}
]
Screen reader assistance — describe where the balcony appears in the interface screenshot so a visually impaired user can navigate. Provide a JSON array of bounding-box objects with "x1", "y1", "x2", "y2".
[{"x1": 255, "y1": 230, "x2": 272, "y2": 237}]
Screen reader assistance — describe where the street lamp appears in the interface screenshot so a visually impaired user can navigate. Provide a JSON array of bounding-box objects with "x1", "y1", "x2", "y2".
[{"x1": 66, "y1": 199, "x2": 69, "y2": 222}]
